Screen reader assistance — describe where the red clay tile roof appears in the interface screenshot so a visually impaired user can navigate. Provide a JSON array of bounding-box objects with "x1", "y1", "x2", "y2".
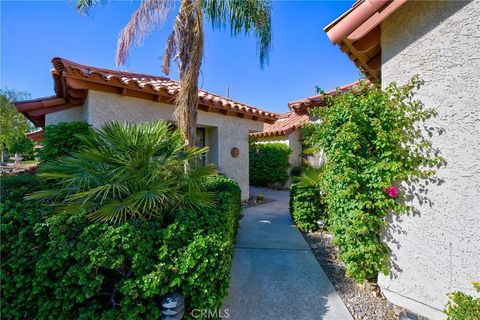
[
  {"x1": 15, "y1": 57, "x2": 279, "y2": 127},
  {"x1": 250, "y1": 112, "x2": 309, "y2": 138},
  {"x1": 288, "y1": 81, "x2": 362, "y2": 112},
  {"x1": 251, "y1": 80, "x2": 368, "y2": 138},
  {"x1": 26, "y1": 129, "x2": 44, "y2": 142},
  {"x1": 324, "y1": 0, "x2": 407, "y2": 82}
]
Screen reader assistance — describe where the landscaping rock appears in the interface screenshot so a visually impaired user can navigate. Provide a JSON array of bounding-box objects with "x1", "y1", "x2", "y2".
[{"x1": 302, "y1": 231, "x2": 397, "y2": 320}]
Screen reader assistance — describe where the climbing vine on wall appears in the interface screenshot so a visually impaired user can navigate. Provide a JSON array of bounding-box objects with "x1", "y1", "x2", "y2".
[{"x1": 304, "y1": 76, "x2": 444, "y2": 282}]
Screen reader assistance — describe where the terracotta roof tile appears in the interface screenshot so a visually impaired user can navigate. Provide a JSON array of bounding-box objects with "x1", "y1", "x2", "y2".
[
  {"x1": 53, "y1": 58, "x2": 278, "y2": 119},
  {"x1": 25, "y1": 129, "x2": 44, "y2": 142},
  {"x1": 288, "y1": 81, "x2": 364, "y2": 112},
  {"x1": 15, "y1": 57, "x2": 279, "y2": 127},
  {"x1": 250, "y1": 112, "x2": 309, "y2": 138}
]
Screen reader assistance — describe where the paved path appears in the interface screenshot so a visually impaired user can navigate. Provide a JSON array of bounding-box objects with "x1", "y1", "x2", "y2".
[{"x1": 223, "y1": 188, "x2": 353, "y2": 320}]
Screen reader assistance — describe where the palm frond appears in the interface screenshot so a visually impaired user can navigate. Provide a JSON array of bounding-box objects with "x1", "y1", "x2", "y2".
[
  {"x1": 163, "y1": 30, "x2": 177, "y2": 75},
  {"x1": 29, "y1": 121, "x2": 215, "y2": 224},
  {"x1": 202, "y1": 0, "x2": 272, "y2": 67},
  {"x1": 75, "y1": 0, "x2": 105, "y2": 15},
  {"x1": 116, "y1": 0, "x2": 174, "y2": 66}
]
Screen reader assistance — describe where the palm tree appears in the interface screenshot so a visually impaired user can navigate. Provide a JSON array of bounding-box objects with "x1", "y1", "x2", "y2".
[
  {"x1": 26, "y1": 121, "x2": 217, "y2": 224},
  {"x1": 76, "y1": 0, "x2": 272, "y2": 147}
]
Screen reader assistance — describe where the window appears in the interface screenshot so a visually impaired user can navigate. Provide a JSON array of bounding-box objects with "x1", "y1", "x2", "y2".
[{"x1": 195, "y1": 128, "x2": 206, "y2": 165}]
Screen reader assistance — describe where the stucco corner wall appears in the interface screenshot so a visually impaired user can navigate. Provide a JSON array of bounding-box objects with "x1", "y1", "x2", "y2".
[
  {"x1": 380, "y1": 1, "x2": 480, "y2": 319},
  {"x1": 287, "y1": 130, "x2": 302, "y2": 167},
  {"x1": 45, "y1": 106, "x2": 85, "y2": 126},
  {"x1": 84, "y1": 90, "x2": 263, "y2": 200}
]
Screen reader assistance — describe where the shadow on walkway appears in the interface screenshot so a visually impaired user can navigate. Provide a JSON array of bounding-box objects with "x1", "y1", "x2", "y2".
[{"x1": 222, "y1": 187, "x2": 353, "y2": 320}]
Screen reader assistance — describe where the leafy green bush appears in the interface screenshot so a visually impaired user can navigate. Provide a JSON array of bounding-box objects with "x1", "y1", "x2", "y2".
[
  {"x1": 0, "y1": 175, "x2": 52, "y2": 317},
  {"x1": 38, "y1": 121, "x2": 92, "y2": 162},
  {"x1": 1, "y1": 174, "x2": 38, "y2": 194},
  {"x1": 445, "y1": 282, "x2": 480, "y2": 320},
  {"x1": 304, "y1": 76, "x2": 444, "y2": 282},
  {"x1": 249, "y1": 142, "x2": 291, "y2": 187},
  {"x1": 29, "y1": 121, "x2": 216, "y2": 223},
  {"x1": 289, "y1": 168, "x2": 326, "y2": 231},
  {"x1": 1, "y1": 174, "x2": 240, "y2": 319}
]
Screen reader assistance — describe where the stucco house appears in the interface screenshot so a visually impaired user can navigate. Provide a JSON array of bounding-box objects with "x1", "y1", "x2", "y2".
[
  {"x1": 250, "y1": 111, "x2": 308, "y2": 168},
  {"x1": 15, "y1": 57, "x2": 279, "y2": 200},
  {"x1": 325, "y1": 1, "x2": 480, "y2": 319},
  {"x1": 250, "y1": 81, "x2": 361, "y2": 169}
]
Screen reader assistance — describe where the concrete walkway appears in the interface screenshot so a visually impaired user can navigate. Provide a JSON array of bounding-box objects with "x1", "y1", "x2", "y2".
[{"x1": 223, "y1": 188, "x2": 353, "y2": 320}]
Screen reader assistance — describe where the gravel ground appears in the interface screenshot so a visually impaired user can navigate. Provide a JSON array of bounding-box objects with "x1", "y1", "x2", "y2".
[
  {"x1": 302, "y1": 231, "x2": 400, "y2": 320},
  {"x1": 241, "y1": 197, "x2": 274, "y2": 209}
]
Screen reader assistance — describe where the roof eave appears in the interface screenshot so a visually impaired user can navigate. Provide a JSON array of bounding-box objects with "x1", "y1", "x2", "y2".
[{"x1": 324, "y1": 0, "x2": 408, "y2": 82}]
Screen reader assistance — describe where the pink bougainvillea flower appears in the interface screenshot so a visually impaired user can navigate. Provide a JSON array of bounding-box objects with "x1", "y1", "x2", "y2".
[{"x1": 384, "y1": 186, "x2": 398, "y2": 198}]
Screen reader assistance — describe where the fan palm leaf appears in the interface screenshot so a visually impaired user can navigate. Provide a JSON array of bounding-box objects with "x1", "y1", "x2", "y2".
[{"x1": 27, "y1": 121, "x2": 216, "y2": 223}]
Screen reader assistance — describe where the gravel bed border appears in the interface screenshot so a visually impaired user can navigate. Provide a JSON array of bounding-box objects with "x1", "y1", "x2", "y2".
[{"x1": 302, "y1": 231, "x2": 400, "y2": 320}]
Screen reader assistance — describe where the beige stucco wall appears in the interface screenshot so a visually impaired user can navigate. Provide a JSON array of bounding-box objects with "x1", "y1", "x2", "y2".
[
  {"x1": 287, "y1": 130, "x2": 302, "y2": 167},
  {"x1": 380, "y1": 1, "x2": 480, "y2": 319},
  {"x1": 45, "y1": 106, "x2": 85, "y2": 126},
  {"x1": 83, "y1": 90, "x2": 263, "y2": 200}
]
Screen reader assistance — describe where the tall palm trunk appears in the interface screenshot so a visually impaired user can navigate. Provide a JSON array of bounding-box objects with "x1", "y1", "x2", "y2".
[
  {"x1": 174, "y1": 0, "x2": 204, "y2": 147},
  {"x1": 77, "y1": 0, "x2": 271, "y2": 146}
]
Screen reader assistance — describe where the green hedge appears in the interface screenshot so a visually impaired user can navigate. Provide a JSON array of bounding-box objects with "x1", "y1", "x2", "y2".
[
  {"x1": 249, "y1": 143, "x2": 291, "y2": 187},
  {"x1": 0, "y1": 174, "x2": 240, "y2": 319},
  {"x1": 289, "y1": 182, "x2": 325, "y2": 232},
  {"x1": 0, "y1": 175, "x2": 52, "y2": 317},
  {"x1": 39, "y1": 121, "x2": 92, "y2": 162}
]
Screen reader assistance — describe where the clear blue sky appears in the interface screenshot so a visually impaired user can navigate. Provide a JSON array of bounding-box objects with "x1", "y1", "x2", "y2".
[{"x1": 1, "y1": 0, "x2": 359, "y2": 113}]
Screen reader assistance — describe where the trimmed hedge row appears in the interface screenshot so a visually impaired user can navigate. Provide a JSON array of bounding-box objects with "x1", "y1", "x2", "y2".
[
  {"x1": 289, "y1": 182, "x2": 326, "y2": 232},
  {"x1": 249, "y1": 143, "x2": 291, "y2": 187},
  {"x1": 0, "y1": 174, "x2": 240, "y2": 319}
]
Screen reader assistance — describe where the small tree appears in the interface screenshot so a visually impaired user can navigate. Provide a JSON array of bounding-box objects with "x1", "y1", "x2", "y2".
[
  {"x1": 5, "y1": 135, "x2": 34, "y2": 160},
  {"x1": 304, "y1": 76, "x2": 444, "y2": 282},
  {"x1": 0, "y1": 89, "x2": 32, "y2": 162}
]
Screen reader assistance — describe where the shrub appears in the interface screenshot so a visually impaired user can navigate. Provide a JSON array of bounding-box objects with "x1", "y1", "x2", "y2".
[
  {"x1": 29, "y1": 121, "x2": 216, "y2": 223},
  {"x1": 1, "y1": 173, "x2": 38, "y2": 194},
  {"x1": 38, "y1": 121, "x2": 92, "y2": 162},
  {"x1": 289, "y1": 168, "x2": 326, "y2": 231},
  {"x1": 304, "y1": 76, "x2": 444, "y2": 282},
  {"x1": 445, "y1": 282, "x2": 480, "y2": 320},
  {"x1": 249, "y1": 142, "x2": 291, "y2": 187},
  {"x1": 1, "y1": 174, "x2": 240, "y2": 319},
  {"x1": 256, "y1": 194, "x2": 265, "y2": 202},
  {"x1": 0, "y1": 175, "x2": 52, "y2": 317}
]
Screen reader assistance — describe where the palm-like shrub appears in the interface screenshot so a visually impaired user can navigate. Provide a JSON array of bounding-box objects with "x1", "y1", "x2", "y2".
[
  {"x1": 27, "y1": 121, "x2": 216, "y2": 223},
  {"x1": 290, "y1": 167, "x2": 326, "y2": 231}
]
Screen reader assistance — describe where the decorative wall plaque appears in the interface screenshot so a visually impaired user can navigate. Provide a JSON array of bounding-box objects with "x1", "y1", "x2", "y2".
[{"x1": 231, "y1": 147, "x2": 239, "y2": 158}]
